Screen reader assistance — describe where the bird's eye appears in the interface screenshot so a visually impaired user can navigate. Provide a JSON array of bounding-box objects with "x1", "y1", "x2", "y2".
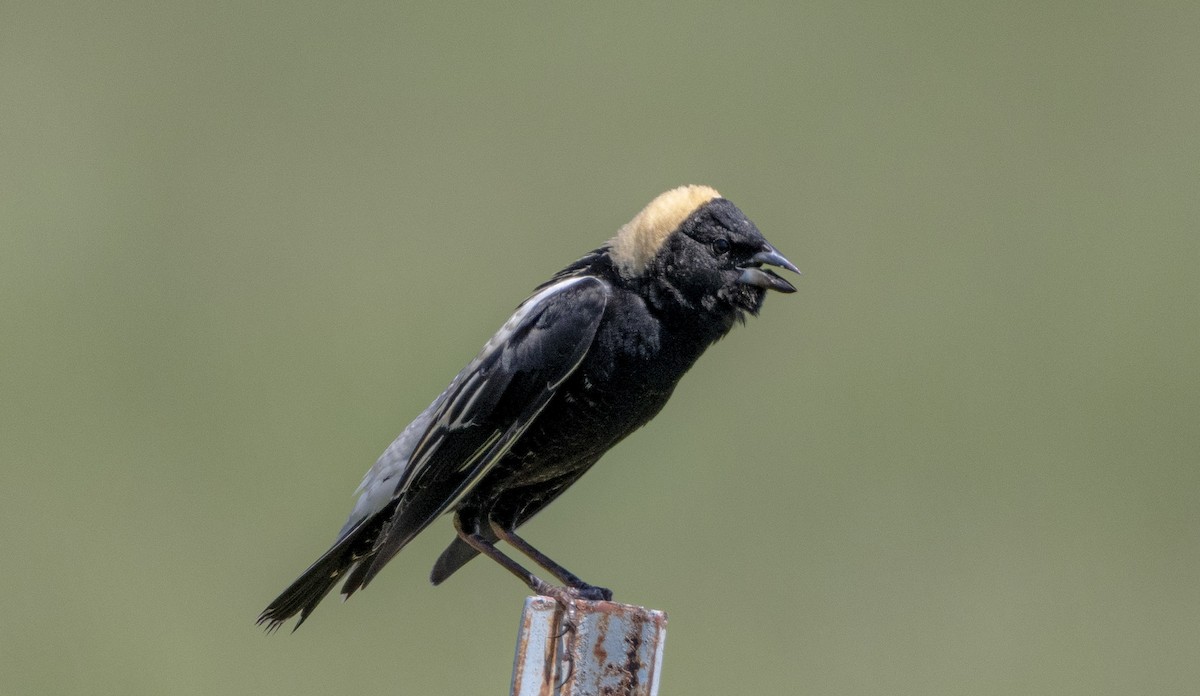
[{"x1": 712, "y1": 238, "x2": 731, "y2": 254}]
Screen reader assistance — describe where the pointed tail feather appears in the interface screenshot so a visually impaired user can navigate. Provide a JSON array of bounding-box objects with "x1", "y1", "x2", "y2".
[
  {"x1": 336, "y1": 514, "x2": 426, "y2": 597},
  {"x1": 258, "y1": 513, "x2": 385, "y2": 632},
  {"x1": 429, "y1": 533, "x2": 488, "y2": 586}
]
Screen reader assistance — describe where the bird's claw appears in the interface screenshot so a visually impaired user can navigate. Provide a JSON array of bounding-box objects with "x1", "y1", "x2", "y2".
[
  {"x1": 533, "y1": 581, "x2": 580, "y2": 636},
  {"x1": 536, "y1": 580, "x2": 612, "y2": 605},
  {"x1": 575, "y1": 584, "x2": 613, "y2": 602},
  {"x1": 530, "y1": 581, "x2": 587, "y2": 685}
]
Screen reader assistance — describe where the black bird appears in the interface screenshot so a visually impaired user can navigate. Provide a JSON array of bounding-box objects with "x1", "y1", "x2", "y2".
[{"x1": 258, "y1": 185, "x2": 799, "y2": 631}]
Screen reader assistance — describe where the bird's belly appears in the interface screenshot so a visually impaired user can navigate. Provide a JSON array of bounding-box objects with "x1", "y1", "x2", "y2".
[{"x1": 493, "y1": 376, "x2": 673, "y2": 488}]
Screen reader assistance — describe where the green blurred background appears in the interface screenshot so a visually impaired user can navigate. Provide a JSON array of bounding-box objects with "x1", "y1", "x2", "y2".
[{"x1": 3, "y1": 2, "x2": 1198, "y2": 694}]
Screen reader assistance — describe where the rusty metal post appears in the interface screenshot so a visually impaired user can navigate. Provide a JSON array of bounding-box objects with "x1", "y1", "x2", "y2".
[{"x1": 511, "y1": 596, "x2": 668, "y2": 696}]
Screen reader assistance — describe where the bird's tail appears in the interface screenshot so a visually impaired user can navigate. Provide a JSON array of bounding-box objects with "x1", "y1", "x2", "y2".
[
  {"x1": 429, "y1": 531, "x2": 489, "y2": 586},
  {"x1": 257, "y1": 512, "x2": 388, "y2": 632}
]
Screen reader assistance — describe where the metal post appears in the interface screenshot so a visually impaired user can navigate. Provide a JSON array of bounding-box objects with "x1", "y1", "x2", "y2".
[{"x1": 511, "y1": 596, "x2": 668, "y2": 696}]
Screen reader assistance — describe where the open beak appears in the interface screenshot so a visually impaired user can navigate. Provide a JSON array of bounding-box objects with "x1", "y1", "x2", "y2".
[{"x1": 737, "y1": 246, "x2": 801, "y2": 293}]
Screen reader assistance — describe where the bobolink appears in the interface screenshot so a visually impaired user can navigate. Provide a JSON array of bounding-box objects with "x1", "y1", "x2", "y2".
[{"x1": 259, "y1": 185, "x2": 798, "y2": 631}]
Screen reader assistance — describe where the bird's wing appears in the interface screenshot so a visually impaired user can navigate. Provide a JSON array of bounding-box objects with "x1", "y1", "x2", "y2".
[{"x1": 348, "y1": 274, "x2": 610, "y2": 589}]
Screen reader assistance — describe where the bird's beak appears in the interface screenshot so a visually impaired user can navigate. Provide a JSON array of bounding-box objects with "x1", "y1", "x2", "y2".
[{"x1": 737, "y1": 246, "x2": 801, "y2": 293}]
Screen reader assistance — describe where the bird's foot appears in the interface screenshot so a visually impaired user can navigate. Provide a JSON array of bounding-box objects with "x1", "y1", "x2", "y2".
[
  {"x1": 534, "y1": 579, "x2": 578, "y2": 627},
  {"x1": 535, "y1": 582, "x2": 615, "y2": 645},
  {"x1": 573, "y1": 583, "x2": 613, "y2": 602},
  {"x1": 533, "y1": 579, "x2": 612, "y2": 614},
  {"x1": 531, "y1": 580, "x2": 590, "y2": 637},
  {"x1": 530, "y1": 580, "x2": 614, "y2": 687}
]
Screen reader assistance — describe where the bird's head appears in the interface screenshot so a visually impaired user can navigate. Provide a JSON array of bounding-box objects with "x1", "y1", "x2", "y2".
[{"x1": 608, "y1": 185, "x2": 799, "y2": 323}]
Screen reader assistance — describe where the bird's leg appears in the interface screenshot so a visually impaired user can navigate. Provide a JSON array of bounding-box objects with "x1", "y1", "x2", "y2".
[
  {"x1": 452, "y1": 513, "x2": 565, "y2": 598},
  {"x1": 488, "y1": 520, "x2": 613, "y2": 602},
  {"x1": 453, "y1": 515, "x2": 578, "y2": 682}
]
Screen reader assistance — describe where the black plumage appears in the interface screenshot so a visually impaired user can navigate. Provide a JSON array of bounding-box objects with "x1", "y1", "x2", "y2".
[{"x1": 258, "y1": 186, "x2": 799, "y2": 631}]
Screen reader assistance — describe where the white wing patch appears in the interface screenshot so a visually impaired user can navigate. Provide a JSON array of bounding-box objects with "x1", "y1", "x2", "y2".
[{"x1": 479, "y1": 276, "x2": 595, "y2": 354}]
